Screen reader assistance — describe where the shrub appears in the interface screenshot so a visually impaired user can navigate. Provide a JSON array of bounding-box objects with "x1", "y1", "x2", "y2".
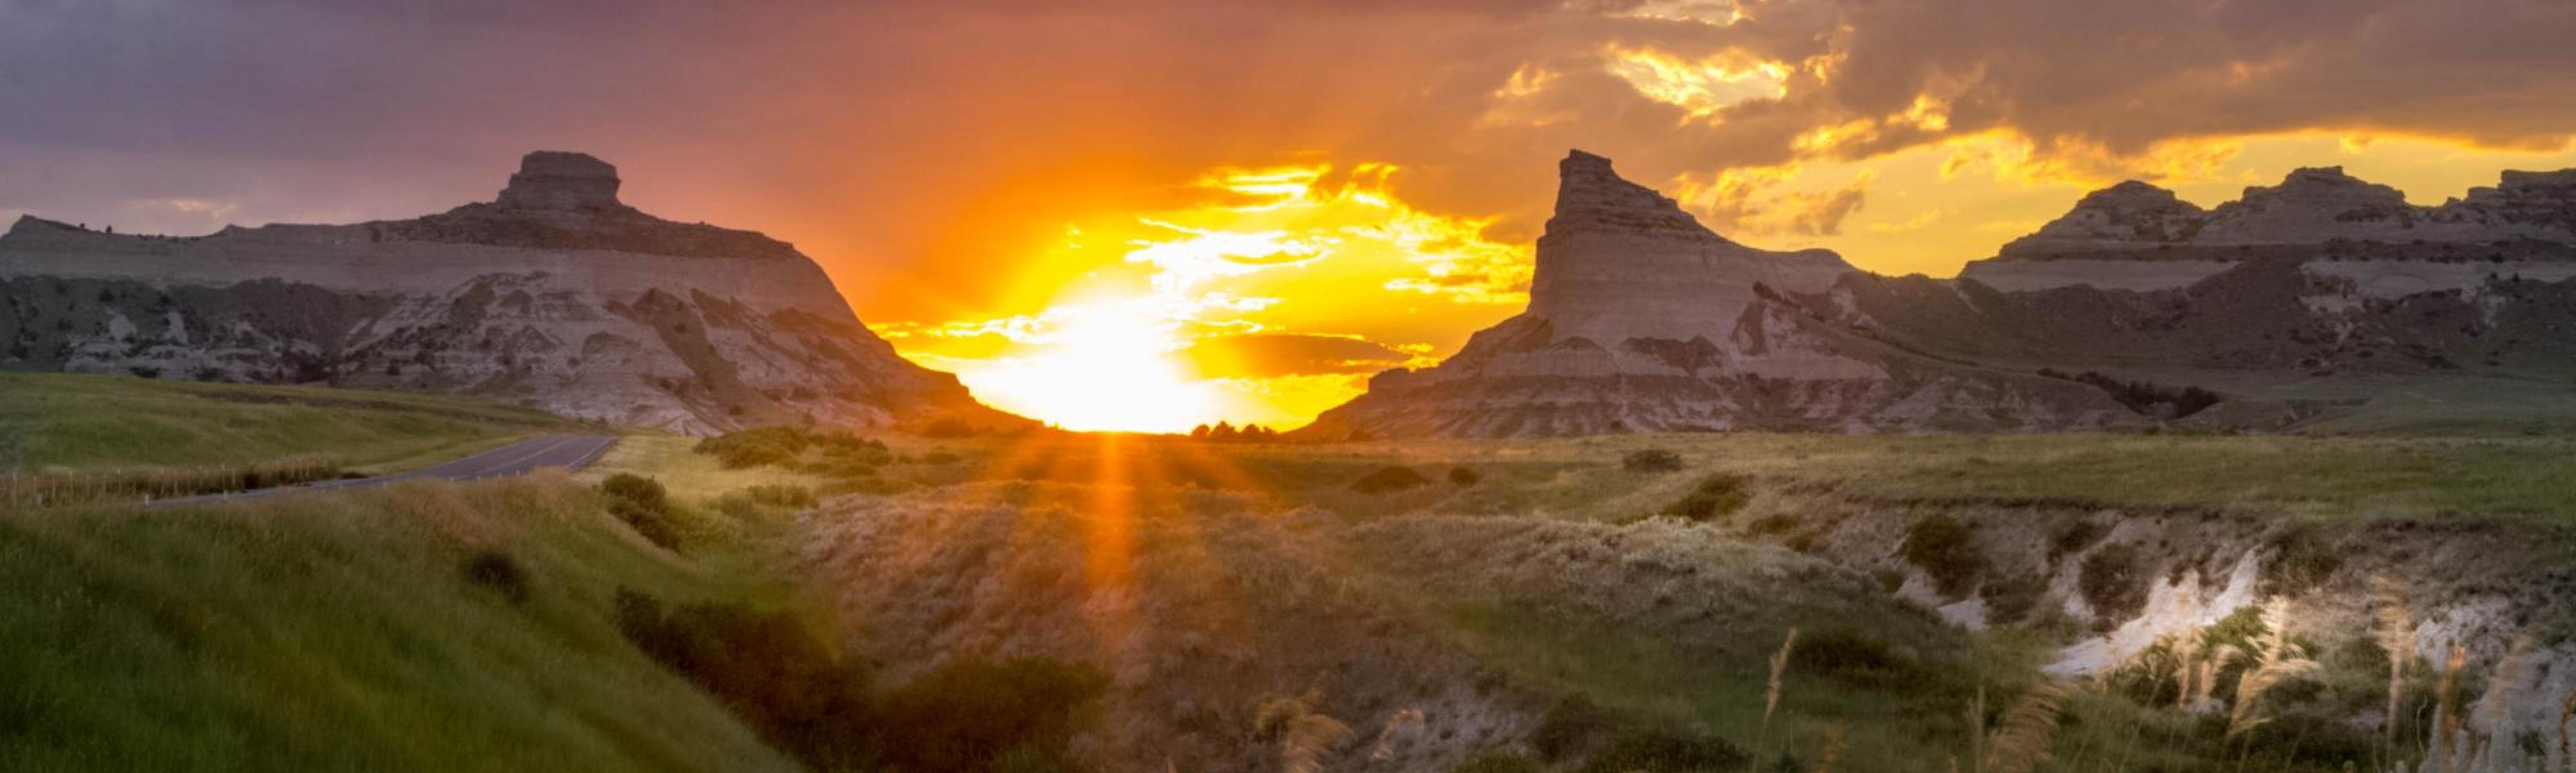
[
  {"x1": 871, "y1": 657, "x2": 1109, "y2": 773},
  {"x1": 1530, "y1": 696, "x2": 1620, "y2": 761},
  {"x1": 1450, "y1": 752, "x2": 1544, "y2": 773},
  {"x1": 600, "y1": 475, "x2": 681, "y2": 549},
  {"x1": 460, "y1": 549, "x2": 529, "y2": 605},
  {"x1": 694, "y1": 426, "x2": 891, "y2": 470},
  {"x1": 2048, "y1": 519, "x2": 2108, "y2": 560},
  {"x1": 1576, "y1": 727, "x2": 1750, "y2": 773},
  {"x1": 600, "y1": 473, "x2": 669, "y2": 509},
  {"x1": 1350, "y1": 466, "x2": 1432, "y2": 494},
  {"x1": 2261, "y1": 524, "x2": 2343, "y2": 596},
  {"x1": 612, "y1": 590, "x2": 876, "y2": 770},
  {"x1": 1981, "y1": 573, "x2": 2046, "y2": 625},
  {"x1": 820, "y1": 476, "x2": 911, "y2": 497},
  {"x1": 1663, "y1": 474, "x2": 1751, "y2": 521},
  {"x1": 1901, "y1": 514, "x2": 1984, "y2": 596},
  {"x1": 1786, "y1": 627, "x2": 1957, "y2": 699},
  {"x1": 744, "y1": 484, "x2": 816, "y2": 509},
  {"x1": 2079, "y1": 544, "x2": 2149, "y2": 620},
  {"x1": 1448, "y1": 466, "x2": 1481, "y2": 487},
  {"x1": 1621, "y1": 449, "x2": 1684, "y2": 473}
]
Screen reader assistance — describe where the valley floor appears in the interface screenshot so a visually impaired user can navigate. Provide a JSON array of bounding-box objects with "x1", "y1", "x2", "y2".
[{"x1": 7, "y1": 379, "x2": 2576, "y2": 773}]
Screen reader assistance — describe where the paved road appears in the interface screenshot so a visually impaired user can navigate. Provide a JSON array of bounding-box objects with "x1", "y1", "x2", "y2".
[{"x1": 148, "y1": 435, "x2": 618, "y2": 508}]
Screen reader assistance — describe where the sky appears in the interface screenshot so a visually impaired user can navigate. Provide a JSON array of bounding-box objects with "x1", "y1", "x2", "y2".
[{"x1": 7, "y1": 0, "x2": 2576, "y2": 430}]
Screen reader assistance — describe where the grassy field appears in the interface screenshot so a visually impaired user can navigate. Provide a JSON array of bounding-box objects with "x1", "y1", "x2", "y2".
[
  {"x1": 10, "y1": 412, "x2": 2574, "y2": 772},
  {"x1": 0, "y1": 372, "x2": 575, "y2": 474}
]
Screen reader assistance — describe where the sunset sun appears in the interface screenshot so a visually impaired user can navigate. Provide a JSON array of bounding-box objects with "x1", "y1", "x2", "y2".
[{"x1": 947, "y1": 300, "x2": 1216, "y2": 434}]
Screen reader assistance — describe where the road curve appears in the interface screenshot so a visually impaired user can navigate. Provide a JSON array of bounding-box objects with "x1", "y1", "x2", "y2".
[{"x1": 148, "y1": 435, "x2": 618, "y2": 509}]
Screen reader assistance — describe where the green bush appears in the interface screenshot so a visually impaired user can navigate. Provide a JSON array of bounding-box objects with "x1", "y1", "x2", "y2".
[
  {"x1": 745, "y1": 484, "x2": 816, "y2": 509},
  {"x1": 1530, "y1": 695, "x2": 1620, "y2": 761},
  {"x1": 871, "y1": 658, "x2": 1109, "y2": 773},
  {"x1": 2079, "y1": 543, "x2": 2148, "y2": 620},
  {"x1": 694, "y1": 426, "x2": 890, "y2": 470},
  {"x1": 600, "y1": 473, "x2": 669, "y2": 510},
  {"x1": 1901, "y1": 514, "x2": 1983, "y2": 596},
  {"x1": 1577, "y1": 727, "x2": 1749, "y2": 773},
  {"x1": 612, "y1": 590, "x2": 876, "y2": 770},
  {"x1": 820, "y1": 476, "x2": 912, "y2": 497},
  {"x1": 460, "y1": 549, "x2": 529, "y2": 605},
  {"x1": 1621, "y1": 449, "x2": 1685, "y2": 473},
  {"x1": 1786, "y1": 627, "x2": 1960, "y2": 700},
  {"x1": 600, "y1": 474, "x2": 683, "y2": 549},
  {"x1": 1662, "y1": 473, "x2": 1750, "y2": 520},
  {"x1": 1742, "y1": 514, "x2": 1797, "y2": 535},
  {"x1": 1350, "y1": 466, "x2": 1432, "y2": 494},
  {"x1": 2048, "y1": 519, "x2": 2108, "y2": 560}
]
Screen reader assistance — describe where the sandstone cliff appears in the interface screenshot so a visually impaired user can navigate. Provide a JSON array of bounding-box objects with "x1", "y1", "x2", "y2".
[
  {"x1": 1303, "y1": 152, "x2": 2576, "y2": 439},
  {"x1": 0, "y1": 152, "x2": 1025, "y2": 435}
]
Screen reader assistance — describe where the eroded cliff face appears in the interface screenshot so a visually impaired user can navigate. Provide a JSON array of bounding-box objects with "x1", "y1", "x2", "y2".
[
  {"x1": 1306, "y1": 153, "x2": 2576, "y2": 439},
  {"x1": 0, "y1": 151, "x2": 1023, "y2": 435}
]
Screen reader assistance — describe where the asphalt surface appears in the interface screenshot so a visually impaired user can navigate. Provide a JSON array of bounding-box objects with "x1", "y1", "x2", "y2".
[{"x1": 147, "y1": 435, "x2": 618, "y2": 508}]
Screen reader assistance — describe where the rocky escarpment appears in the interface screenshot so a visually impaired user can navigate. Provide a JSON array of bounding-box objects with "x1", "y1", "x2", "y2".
[
  {"x1": 0, "y1": 152, "x2": 1025, "y2": 434},
  {"x1": 1305, "y1": 153, "x2": 2576, "y2": 439}
]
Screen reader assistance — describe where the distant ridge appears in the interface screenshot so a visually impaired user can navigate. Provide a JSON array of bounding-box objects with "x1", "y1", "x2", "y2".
[{"x1": 1300, "y1": 152, "x2": 2576, "y2": 439}]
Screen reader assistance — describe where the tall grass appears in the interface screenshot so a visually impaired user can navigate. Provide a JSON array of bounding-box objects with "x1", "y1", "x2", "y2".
[
  {"x1": 2373, "y1": 577, "x2": 2416, "y2": 754},
  {"x1": 1980, "y1": 680, "x2": 2069, "y2": 773},
  {"x1": 2227, "y1": 598, "x2": 2320, "y2": 739},
  {"x1": 2434, "y1": 642, "x2": 2468, "y2": 773},
  {"x1": 1255, "y1": 689, "x2": 1351, "y2": 773}
]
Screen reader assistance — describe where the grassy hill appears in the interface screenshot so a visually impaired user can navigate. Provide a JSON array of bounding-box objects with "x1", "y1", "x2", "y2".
[
  {"x1": 0, "y1": 475, "x2": 804, "y2": 772},
  {"x1": 0, "y1": 372, "x2": 576, "y2": 474}
]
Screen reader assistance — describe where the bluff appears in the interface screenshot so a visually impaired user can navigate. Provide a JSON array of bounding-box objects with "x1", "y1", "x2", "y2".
[
  {"x1": 1302, "y1": 152, "x2": 2576, "y2": 439},
  {"x1": 0, "y1": 151, "x2": 1023, "y2": 435}
]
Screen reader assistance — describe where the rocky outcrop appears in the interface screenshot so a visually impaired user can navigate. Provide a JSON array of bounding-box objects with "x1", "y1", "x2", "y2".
[
  {"x1": 0, "y1": 151, "x2": 1026, "y2": 435},
  {"x1": 1305, "y1": 152, "x2": 2576, "y2": 439},
  {"x1": 1300, "y1": 151, "x2": 2137, "y2": 439},
  {"x1": 1989, "y1": 166, "x2": 2576, "y2": 264}
]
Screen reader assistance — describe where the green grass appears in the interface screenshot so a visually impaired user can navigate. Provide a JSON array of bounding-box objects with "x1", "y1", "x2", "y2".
[
  {"x1": 1443, "y1": 602, "x2": 2014, "y2": 773},
  {"x1": 0, "y1": 372, "x2": 575, "y2": 474},
  {"x1": 577, "y1": 435, "x2": 829, "y2": 506},
  {"x1": 1305, "y1": 432, "x2": 2576, "y2": 523},
  {"x1": 0, "y1": 473, "x2": 802, "y2": 772}
]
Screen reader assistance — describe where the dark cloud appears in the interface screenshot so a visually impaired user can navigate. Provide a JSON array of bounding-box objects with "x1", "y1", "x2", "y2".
[
  {"x1": 3, "y1": 0, "x2": 2571, "y2": 323},
  {"x1": 1182, "y1": 333, "x2": 1411, "y2": 378}
]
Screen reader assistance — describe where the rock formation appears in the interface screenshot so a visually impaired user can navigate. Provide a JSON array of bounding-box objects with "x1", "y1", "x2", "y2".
[
  {"x1": 1303, "y1": 151, "x2": 2576, "y2": 439},
  {"x1": 0, "y1": 151, "x2": 1027, "y2": 435}
]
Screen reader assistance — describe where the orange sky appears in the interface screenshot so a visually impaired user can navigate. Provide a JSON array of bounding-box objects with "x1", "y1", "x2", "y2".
[{"x1": 7, "y1": 1, "x2": 2576, "y2": 430}]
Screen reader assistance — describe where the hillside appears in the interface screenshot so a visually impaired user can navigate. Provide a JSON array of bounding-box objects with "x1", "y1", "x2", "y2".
[
  {"x1": 0, "y1": 151, "x2": 1025, "y2": 435},
  {"x1": 0, "y1": 371, "x2": 571, "y2": 473}
]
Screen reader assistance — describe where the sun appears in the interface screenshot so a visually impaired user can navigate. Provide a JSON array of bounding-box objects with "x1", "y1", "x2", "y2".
[{"x1": 947, "y1": 301, "x2": 1217, "y2": 434}]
